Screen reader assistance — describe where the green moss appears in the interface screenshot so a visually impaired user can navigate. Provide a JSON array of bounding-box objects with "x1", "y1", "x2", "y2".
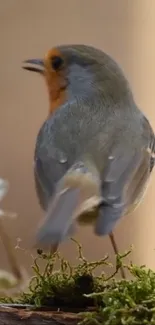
[
  {"x1": 1, "y1": 239, "x2": 155, "y2": 324},
  {"x1": 80, "y1": 266, "x2": 155, "y2": 325}
]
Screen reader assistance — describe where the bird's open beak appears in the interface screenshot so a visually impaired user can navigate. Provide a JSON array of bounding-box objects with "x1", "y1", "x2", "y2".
[{"x1": 22, "y1": 59, "x2": 44, "y2": 74}]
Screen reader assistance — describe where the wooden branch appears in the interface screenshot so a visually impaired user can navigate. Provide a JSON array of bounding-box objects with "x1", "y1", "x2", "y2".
[{"x1": 0, "y1": 306, "x2": 82, "y2": 325}]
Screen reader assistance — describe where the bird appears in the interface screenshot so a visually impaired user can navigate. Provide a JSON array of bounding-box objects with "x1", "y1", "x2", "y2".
[{"x1": 23, "y1": 44, "x2": 155, "y2": 278}]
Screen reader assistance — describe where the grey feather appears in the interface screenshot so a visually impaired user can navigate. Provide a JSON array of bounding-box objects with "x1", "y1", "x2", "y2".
[
  {"x1": 95, "y1": 200, "x2": 124, "y2": 236},
  {"x1": 32, "y1": 45, "x2": 155, "y2": 245},
  {"x1": 36, "y1": 187, "x2": 80, "y2": 245},
  {"x1": 94, "y1": 146, "x2": 142, "y2": 235}
]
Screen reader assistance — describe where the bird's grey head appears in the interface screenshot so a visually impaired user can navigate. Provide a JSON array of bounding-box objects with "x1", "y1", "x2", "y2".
[{"x1": 22, "y1": 44, "x2": 133, "y2": 107}]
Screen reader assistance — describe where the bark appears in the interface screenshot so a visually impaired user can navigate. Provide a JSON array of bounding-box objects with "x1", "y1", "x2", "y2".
[{"x1": 0, "y1": 305, "x2": 84, "y2": 325}]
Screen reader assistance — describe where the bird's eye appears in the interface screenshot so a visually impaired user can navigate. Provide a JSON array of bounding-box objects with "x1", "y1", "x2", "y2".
[{"x1": 51, "y1": 56, "x2": 64, "y2": 70}]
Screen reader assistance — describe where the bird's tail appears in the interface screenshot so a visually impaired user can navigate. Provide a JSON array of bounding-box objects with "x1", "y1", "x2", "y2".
[{"x1": 35, "y1": 163, "x2": 102, "y2": 248}]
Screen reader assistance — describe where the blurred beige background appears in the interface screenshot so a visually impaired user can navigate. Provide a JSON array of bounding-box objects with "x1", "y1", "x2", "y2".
[{"x1": 0, "y1": 0, "x2": 155, "y2": 277}]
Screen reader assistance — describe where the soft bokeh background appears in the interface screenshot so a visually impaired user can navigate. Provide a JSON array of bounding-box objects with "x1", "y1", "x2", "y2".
[{"x1": 0, "y1": 0, "x2": 155, "y2": 276}]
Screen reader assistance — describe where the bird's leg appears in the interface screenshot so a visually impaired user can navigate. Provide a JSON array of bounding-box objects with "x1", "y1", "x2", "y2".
[
  {"x1": 50, "y1": 243, "x2": 59, "y2": 255},
  {"x1": 109, "y1": 232, "x2": 126, "y2": 279}
]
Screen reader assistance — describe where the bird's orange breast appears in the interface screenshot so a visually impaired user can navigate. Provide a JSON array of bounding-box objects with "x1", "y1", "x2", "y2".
[{"x1": 44, "y1": 48, "x2": 67, "y2": 117}]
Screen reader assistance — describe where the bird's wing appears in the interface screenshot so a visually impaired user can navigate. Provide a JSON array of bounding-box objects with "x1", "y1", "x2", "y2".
[
  {"x1": 95, "y1": 143, "x2": 142, "y2": 235},
  {"x1": 34, "y1": 150, "x2": 70, "y2": 211},
  {"x1": 34, "y1": 157, "x2": 49, "y2": 210},
  {"x1": 125, "y1": 116, "x2": 155, "y2": 214},
  {"x1": 95, "y1": 117, "x2": 155, "y2": 235},
  {"x1": 34, "y1": 120, "x2": 70, "y2": 211}
]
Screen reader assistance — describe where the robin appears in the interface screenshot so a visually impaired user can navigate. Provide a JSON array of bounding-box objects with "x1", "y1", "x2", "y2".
[{"x1": 23, "y1": 45, "x2": 155, "y2": 278}]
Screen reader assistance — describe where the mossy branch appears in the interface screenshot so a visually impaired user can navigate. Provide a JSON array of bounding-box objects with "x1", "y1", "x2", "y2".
[
  {"x1": 1, "y1": 177, "x2": 155, "y2": 324},
  {"x1": 1, "y1": 237, "x2": 155, "y2": 324},
  {"x1": 0, "y1": 233, "x2": 155, "y2": 325}
]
